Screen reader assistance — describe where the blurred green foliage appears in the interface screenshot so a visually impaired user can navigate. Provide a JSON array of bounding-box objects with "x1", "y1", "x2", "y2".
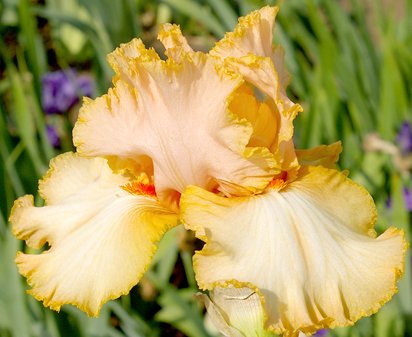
[{"x1": 0, "y1": 0, "x2": 411, "y2": 336}]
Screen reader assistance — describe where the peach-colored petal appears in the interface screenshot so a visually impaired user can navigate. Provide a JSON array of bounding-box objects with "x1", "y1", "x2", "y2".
[
  {"x1": 10, "y1": 153, "x2": 178, "y2": 316},
  {"x1": 181, "y1": 166, "x2": 406, "y2": 336},
  {"x1": 74, "y1": 50, "x2": 276, "y2": 198},
  {"x1": 211, "y1": 6, "x2": 293, "y2": 110},
  {"x1": 211, "y1": 7, "x2": 302, "y2": 174},
  {"x1": 158, "y1": 23, "x2": 193, "y2": 61},
  {"x1": 211, "y1": 6, "x2": 279, "y2": 60},
  {"x1": 105, "y1": 38, "x2": 159, "y2": 87}
]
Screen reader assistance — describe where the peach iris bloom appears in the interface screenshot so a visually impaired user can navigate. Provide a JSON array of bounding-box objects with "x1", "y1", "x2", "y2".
[{"x1": 10, "y1": 6, "x2": 406, "y2": 337}]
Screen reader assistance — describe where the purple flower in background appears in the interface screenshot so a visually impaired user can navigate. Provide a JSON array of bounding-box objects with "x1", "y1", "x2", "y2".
[
  {"x1": 385, "y1": 188, "x2": 412, "y2": 212},
  {"x1": 41, "y1": 69, "x2": 94, "y2": 115},
  {"x1": 314, "y1": 329, "x2": 328, "y2": 337},
  {"x1": 403, "y1": 187, "x2": 412, "y2": 211},
  {"x1": 46, "y1": 124, "x2": 60, "y2": 148},
  {"x1": 396, "y1": 121, "x2": 412, "y2": 155}
]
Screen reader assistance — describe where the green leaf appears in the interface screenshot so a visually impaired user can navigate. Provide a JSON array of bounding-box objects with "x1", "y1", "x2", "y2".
[
  {"x1": 203, "y1": 0, "x2": 238, "y2": 31},
  {"x1": 151, "y1": 225, "x2": 180, "y2": 285},
  {"x1": 7, "y1": 62, "x2": 46, "y2": 175},
  {"x1": 390, "y1": 174, "x2": 412, "y2": 315},
  {"x1": 160, "y1": 0, "x2": 226, "y2": 37},
  {"x1": 374, "y1": 299, "x2": 405, "y2": 337},
  {"x1": 18, "y1": 0, "x2": 47, "y2": 93},
  {"x1": 155, "y1": 287, "x2": 212, "y2": 337},
  {"x1": 0, "y1": 232, "x2": 32, "y2": 337}
]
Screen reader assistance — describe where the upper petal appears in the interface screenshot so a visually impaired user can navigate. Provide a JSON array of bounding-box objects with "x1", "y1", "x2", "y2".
[
  {"x1": 158, "y1": 23, "x2": 193, "y2": 61},
  {"x1": 226, "y1": 67, "x2": 301, "y2": 175},
  {"x1": 211, "y1": 6, "x2": 279, "y2": 60},
  {"x1": 74, "y1": 50, "x2": 275, "y2": 197},
  {"x1": 10, "y1": 153, "x2": 178, "y2": 316},
  {"x1": 210, "y1": 7, "x2": 302, "y2": 174},
  {"x1": 181, "y1": 166, "x2": 406, "y2": 336},
  {"x1": 211, "y1": 6, "x2": 293, "y2": 109}
]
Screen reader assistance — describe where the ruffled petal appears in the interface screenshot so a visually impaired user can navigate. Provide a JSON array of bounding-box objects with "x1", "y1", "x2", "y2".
[
  {"x1": 211, "y1": 7, "x2": 302, "y2": 174},
  {"x1": 158, "y1": 23, "x2": 193, "y2": 61},
  {"x1": 211, "y1": 6, "x2": 293, "y2": 111},
  {"x1": 74, "y1": 50, "x2": 275, "y2": 197},
  {"x1": 106, "y1": 38, "x2": 160, "y2": 84},
  {"x1": 181, "y1": 166, "x2": 406, "y2": 336},
  {"x1": 226, "y1": 65, "x2": 301, "y2": 175},
  {"x1": 198, "y1": 285, "x2": 271, "y2": 337},
  {"x1": 10, "y1": 153, "x2": 178, "y2": 316},
  {"x1": 211, "y1": 6, "x2": 279, "y2": 60}
]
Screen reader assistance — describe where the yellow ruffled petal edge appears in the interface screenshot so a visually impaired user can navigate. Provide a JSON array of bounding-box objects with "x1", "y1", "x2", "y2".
[
  {"x1": 158, "y1": 23, "x2": 193, "y2": 61},
  {"x1": 211, "y1": 6, "x2": 279, "y2": 58},
  {"x1": 10, "y1": 153, "x2": 179, "y2": 317},
  {"x1": 106, "y1": 37, "x2": 160, "y2": 81}
]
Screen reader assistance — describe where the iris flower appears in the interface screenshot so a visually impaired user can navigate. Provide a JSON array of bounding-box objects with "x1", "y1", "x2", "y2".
[
  {"x1": 10, "y1": 6, "x2": 406, "y2": 337},
  {"x1": 42, "y1": 69, "x2": 94, "y2": 115}
]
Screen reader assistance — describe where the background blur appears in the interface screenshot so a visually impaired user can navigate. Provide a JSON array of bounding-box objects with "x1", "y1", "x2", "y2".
[{"x1": 0, "y1": 0, "x2": 411, "y2": 336}]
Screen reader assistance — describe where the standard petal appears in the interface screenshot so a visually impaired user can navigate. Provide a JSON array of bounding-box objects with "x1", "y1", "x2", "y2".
[
  {"x1": 158, "y1": 23, "x2": 193, "y2": 61},
  {"x1": 10, "y1": 153, "x2": 178, "y2": 316},
  {"x1": 106, "y1": 38, "x2": 160, "y2": 82},
  {"x1": 226, "y1": 67, "x2": 301, "y2": 176},
  {"x1": 210, "y1": 6, "x2": 293, "y2": 110},
  {"x1": 211, "y1": 6, "x2": 278, "y2": 60},
  {"x1": 211, "y1": 6, "x2": 302, "y2": 174},
  {"x1": 74, "y1": 51, "x2": 275, "y2": 197},
  {"x1": 181, "y1": 166, "x2": 406, "y2": 336}
]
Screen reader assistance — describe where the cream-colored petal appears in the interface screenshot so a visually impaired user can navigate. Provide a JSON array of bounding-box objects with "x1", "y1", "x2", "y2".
[
  {"x1": 10, "y1": 153, "x2": 178, "y2": 316},
  {"x1": 74, "y1": 51, "x2": 275, "y2": 197},
  {"x1": 181, "y1": 166, "x2": 406, "y2": 336},
  {"x1": 295, "y1": 142, "x2": 342, "y2": 169},
  {"x1": 158, "y1": 23, "x2": 193, "y2": 61},
  {"x1": 198, "y1": 285, "x2": 272, "y2": 337}
]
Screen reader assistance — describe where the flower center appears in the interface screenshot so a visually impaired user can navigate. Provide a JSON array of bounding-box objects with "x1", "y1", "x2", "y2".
[
  {"x1": 267, "y1": 171, "x2": 288, "y2": 191},
  {"x1": 121, "y1": 181, "x2": 157, "y2": 197}
]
